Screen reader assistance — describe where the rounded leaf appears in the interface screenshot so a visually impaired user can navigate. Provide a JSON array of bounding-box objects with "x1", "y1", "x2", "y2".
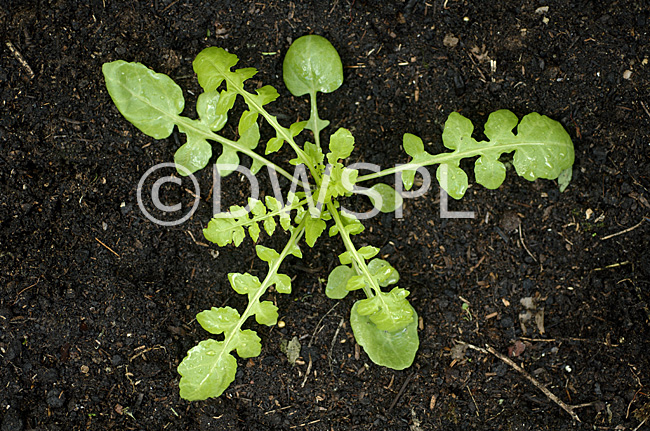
[
  {"x1": 326, "y1": 265, "x2": 354, "y2": 299},
  {"x1": 283, "y1": 35, "x2": 343, "y2": 97},
  {"x1": 436, "y1": 163, "x2": 468, "y2": 200},
  {"x1": 174, "y1": 134, "x2": 212, "y2": 176},
  {"x1": 197, "y1": 90, "x2": 228, "y2": 131},
  {"x1": 474, "y1": 156, "x2": 506, "y2": 190},
  {"x1": 350, "y1": 302, "x2": 419, "y2": 370},
  {"x1": 368, "y1": 183, "x2": 403, "y2": 213},
  {"x1": 367, "y1": 258, "x2": 399, "y2": 287},
  {"x1": 234, "y1": 329, "x2": 262, "y2": 358},
  {"x1": 196, "y1": 306, "x2": 240, "y2": 335},
  {"x1": 483, "y1": 109, "x2": 518, "y2": 141},
  {"x1": 513, "y1": 113, "x2": 575, "y2": 181},
  {"x1": 441, "y1": 112, "x2": 474, "y2": 151},
  {"x1": 103, "y1": 61, "x2": 184, "y2": 139},
  {"x1": 178, "y1": 339, "x2": 237, "y2": 401}
]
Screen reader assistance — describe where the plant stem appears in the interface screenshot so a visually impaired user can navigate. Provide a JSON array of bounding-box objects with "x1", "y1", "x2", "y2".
[
  {"x1": 356, "y1": 139, "x2": 566, "y2": 183},
  {"x1": 173, "y1": 114, "x2": 301, "y2": 185},
  {"x1": 309, "y1": 91, "x2": 322, "y2": 148},
  {"x1": 326, "y1": 202, "x2": 379, "y2": 299},
  {"x1": 220, "y1": 218, "x2": 306, "y2": 354},
  {"x1": 219, "y1": 74, "x2": 322, "y2": 184}
]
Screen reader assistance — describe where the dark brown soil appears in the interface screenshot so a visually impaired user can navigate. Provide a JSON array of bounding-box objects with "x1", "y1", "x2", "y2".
[{"x1": 1, "y1": 1, "x2": 649, "y2": 430}]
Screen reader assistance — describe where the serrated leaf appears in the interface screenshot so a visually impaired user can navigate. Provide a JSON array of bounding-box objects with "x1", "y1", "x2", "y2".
[
  {"x1": 263, "y1": 217, "x2": 277, "y2": 236},
  {"x1": 102, "y1": 61, "x2": 184, "y2": 139},
  {"x1": 196, "y1": 307, "x2": 240, "y2": 335},
  {"x1": 326, "y1": 265, "x2": 354, "y2": 299},
  {"x1": 178, "y1": 339, "x2": 237, "y2": 401},
  {"x1": 350, "y1": 302, "x2": 419, "y2": 370},
  {"x1": 327, "y1": 128, "x2": 355, "y2": 164},
  {"x1": 368, "y1": 183, "x2": 403, "y2": 213},
  {"x1": 248, "y1": 221, "x2": 260, "y2": 242},
  {"x1": 250, "y1": 198, "x2": 266, "y2": 216},
  {"x1": 436, "y1": 163, "x2": 468, "y2": 200}
]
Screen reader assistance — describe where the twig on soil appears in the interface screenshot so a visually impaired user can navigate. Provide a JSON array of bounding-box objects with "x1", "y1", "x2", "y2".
[
  {"x1": 308, "y1": 303, "x2": 339, "y2": 348},
  {"x1": 6, "y1": 41, "x2": 35, "y2": 80},
  {"x1": 633, "y1": 417, "x2": 648, "y2": 431},
  {"x1": 459, "y1": 341, "x2": 583, "y2": 422},
  {"x1": 300, "y1": 354, "x2": 312, "y2": 388},
  {"x1": 518, "y1": 223, "x2": 537, "y2": 262},
  {"x1": 328, "y1": 318, "x2": 344, "y2": 374},
  {"x1": 467, "y1": 386, "x2": 480, "y2": 416},
  {"x1": 388, "y1": 372, "x2": 416, "y2": 411},
  {"x1": 13, "y1": 278, "x2": 41, "y2": 305},
  {"x1": 640, "y1": 101, "x2": 650, "y2": 120},
  {"x1": 600, "y1": 217, "x2": 646, "y2": 240},
  {"x1": 95, "y1": 237, "x2": 121, "y2": 258},
  {"x1": 264, "y1": 405, "x2": 293, "y2": 415},
  {"x1": 593, "y1": 261, "x2": 631, "y2": 271}
]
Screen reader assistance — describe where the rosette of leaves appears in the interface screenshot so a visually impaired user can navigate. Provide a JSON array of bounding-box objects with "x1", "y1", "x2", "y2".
[{"x1": 103, "y1": 34, "x2": 575, "y2": 402}]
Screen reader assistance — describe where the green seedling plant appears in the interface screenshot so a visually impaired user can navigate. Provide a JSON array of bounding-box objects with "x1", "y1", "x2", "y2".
[{"x1": 102, "y1": 35, "x2": 575, "y2": 401}]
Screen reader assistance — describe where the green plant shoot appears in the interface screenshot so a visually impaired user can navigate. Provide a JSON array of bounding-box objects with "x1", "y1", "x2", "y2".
[{"x1": 102, "y1": 35, "x2": 574, "y2": 401}]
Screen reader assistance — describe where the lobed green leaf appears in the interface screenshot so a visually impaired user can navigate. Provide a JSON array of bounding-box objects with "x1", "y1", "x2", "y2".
[
  {"x1": 355, "y1": 287, "x2": 413, "y2": 332},
  {"x1": 350, "y1": 302, "x2": 419, "y2": 370},
  {"x1": 178, "y1": 339, "x2": 237, "y2": 401},
  {"x1": 196, "y1": 307, "x2": 240, "y2": 335}
]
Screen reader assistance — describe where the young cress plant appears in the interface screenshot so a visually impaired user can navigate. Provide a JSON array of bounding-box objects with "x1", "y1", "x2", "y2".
[{"x1": 102, "y1": 35, "x2": 574, "y2": 401}]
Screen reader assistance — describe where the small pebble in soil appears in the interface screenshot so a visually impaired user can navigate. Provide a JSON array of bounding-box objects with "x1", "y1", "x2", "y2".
[
  {"x1": 46, "y1": 390, "x2": 65, "y2": 408},
  {"x1": 500, "y1": 316, "x2": 513, "y2": 328}
]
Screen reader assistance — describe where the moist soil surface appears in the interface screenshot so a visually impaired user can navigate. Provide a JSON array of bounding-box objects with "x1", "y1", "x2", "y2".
[{"x1": 1, "y1": 1, "x2": 649, "y2": 430}]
